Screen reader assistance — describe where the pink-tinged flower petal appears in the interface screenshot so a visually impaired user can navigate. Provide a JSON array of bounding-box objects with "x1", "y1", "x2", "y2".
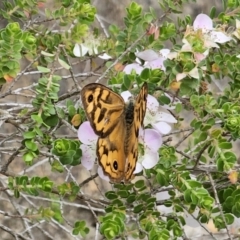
[
  {"x1": 78, "y1": 121, "x2": 98, "y2": 144},
  {"x1": 123, "y1": 63, "x2": 144, "y2": 74},
  {"x1": 97, "y1": 166, "x2": 110, "y2": 181},
  {"x1": 99, "y1": 53, "x2": 112, "y2": 60},
  {"x1": 153, "y1": 122, "x2": 172, "y2": 134},
  {"x1": 139, "y1": 127, "x2": 144, "y2": 141},
  {"x1": 159, "y1": 49, "x2": 170, "y2": 58},
  {"x1": 144, "y1": 95, "x2": 160, "y2": 126},
  {"x1": 189, "y1": 67, "x2": 199, "y2": 79},
  {"x1": 144, "y1": 112, "x2": 154, "y2": 126},
  {"x1": 136, "y1": 49, "x2": 159, "y2": 61},
  {"x1": 121, "y1": 90, "x2": 132, "y2": 102},
  {"x1": 204, "y1": 39, "x2": 219, "y2": 48},
  {"x1": 147, "y1": 94, "x2": 159, "y2": 112},
  {"x1": 193, "y1": 14, "x2": 213, "y2": 31},
  {"x1": 210, "y1": 31, "x2": 232, "y2": 43},
  {"x1": 194, "y1": 52, "x2": 207, "y2": 62},
  {"x1": 142, "y1": 149, "x2": 159, "y2": 169},
  {"x1": 168, "y1": 52, "x2": 178, "y2": 60},
  {"x1": 154, "y1": 107, "x2": 177, "y2": 123},
  {"x1": 181, "y1": 42, "x2": 192, "y2": 52},
  {"x1": 80, "y1": 144, "x2": 95, "y2": 170},
  {"x1": 73, "y1": 44, "x2": 88, "y2": 57},
  {"x1": 162, "y1": 93, "x2": 181, "y2": 110},
  {"x1": 144, "y1": 129, "x2": 162, "y2": 152},
  {"x1": 146, "y1": 57, "x2": 165, "y2": 71},
  {"x1": 176, "y1": 72, "x2": 187, "y2": 81},
  {"x1": 134, "y1": 162, "x2": 143, "y2": 174}
]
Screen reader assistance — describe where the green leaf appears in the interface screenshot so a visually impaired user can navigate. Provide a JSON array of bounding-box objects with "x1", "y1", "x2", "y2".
[
  {"x1": 216, "y1": 158, "x2": 224, "y2": 171},
  {"x1": 117, "y1": 190, "x2": 129, "y2": 198},
  {"x1": 184, "y1": 189, "x2": 192, "y2": 203},
  {"x1": 58, "y1": 58, "x2": 71, "y2": 69},
  {"x1": 127, "y1": 194, "x2": 136, "y2": 203},
  {"x1": 111, "y1": 199, "x2": 124, "y2": 207},
  {"x1": 59, "y1": 150, "x2": 75, "y2": 165},
  {"x1": 123, "y1": 74, "x2": 131, "y2": 89},
  {"x1": 14, "y1": 189, "x2": 20, "y2": 198},
  {"x1": 218, "y1": 142, "x2": 232, "y2": 149},
  {"x1": 199, "y1": 214, "x2": 208, "y2": 223},
  {"x1": 209, "y1": 6, "x2": 216, "y2": 18},
  {"x1": 23, "y1": 152, "x2": 34, "y2": 163},
  {"x1": 140, "y1": 68, "x2": 150, "y2": 80},
  {"x1": 223, "y1": 188, "x2": 234, "y2": 200},
  {"x1": 232, "y1": 203, "x2": 240, "y2": 217},
  {"x1": 31, "y1": 114, "x2": 43, "y2": 124},
  {"x1": 105, "y1": 191, "x2": 118, "y2": 200},
  {"x1": 37, "y1": 66, "x2": 51, "y2": 73},
  {"x1": 134, "y1": 180, "x2": 144, "y2": 188},
  {"x1": 43, "y1": 115, "x2": 59, "y2": 127},
  {"x1": 41, "y1": 51, "x2": 55, "y2": 57},
  {"x1": 156, "y1": 172, "x2": 168, "y2": 186},
  {"x1": 225, "y1": 213, "x2": 234, "y2": 225},
  {"x1": 186, "y1": 180, "x2": 202, "y2": 188},
  {"x1": 25, "y1": 140, "x2": 38, "y2": 151},
  {"x1": 23, "y1": 131, "x2": 36, "y2": 139},
  {"x1": 133, "y1": 204, "x2": 144, "y2": 213},
  {"x1": 68, "y1": 105, "x2": 76, "y2": 117},
  {"x1": 200, "y1": 196, "x2": 214, "y2": 209}
]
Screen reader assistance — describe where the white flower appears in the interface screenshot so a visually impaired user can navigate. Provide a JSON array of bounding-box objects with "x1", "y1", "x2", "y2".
[
  {"x1": 134, "y1": 128, "x2": 162, "y2": 173},
  {"x1": 78, "y1": 121, "x2": 98, "y2": 171},
  {"x1": 144, "y1": 95, "x2": 177, "y2": 134},
  {"x1": 193, "y1": 13, "x2": 232, "y2": 46},
  {"x1": 73, "y1": 43, "x2": 111, "y2": 59},
  {"x1": 123, "y1": 49, "x2": 170, "y2": 74}
]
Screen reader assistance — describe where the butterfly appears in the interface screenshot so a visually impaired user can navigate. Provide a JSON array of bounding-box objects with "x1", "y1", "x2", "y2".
[{"x1": 80, "y1": 82, "x2": 148, "y2": 182}]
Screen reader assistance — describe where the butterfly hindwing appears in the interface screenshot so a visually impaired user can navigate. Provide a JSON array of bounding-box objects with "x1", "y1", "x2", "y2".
[{"x1": 97, "y1": 120, "x2": 126, "y2": 182}]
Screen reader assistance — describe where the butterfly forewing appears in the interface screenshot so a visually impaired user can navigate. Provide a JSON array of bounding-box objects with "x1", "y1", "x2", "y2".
[
  {"x1": 124, "y1": 83, "x2": 148, "y2": 181},
  {"x1": 81, "y1": 84, "x2": 125, "y2": 137}
]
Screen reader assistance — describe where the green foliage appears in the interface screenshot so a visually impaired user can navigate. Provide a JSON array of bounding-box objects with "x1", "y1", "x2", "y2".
[
  {"x1": 46, "y1": 1, "x2": 96, "y2": 26},
  {"x1": 2, "y1": 0, "x2": 240, "y2": 239},
  {"x1": 73, "y1": 220, "x2": 90, "y2": 237},
  {"x1": 57, "y1": 182, "x2": 80, "y2": 201},
  {"x1": 8, "y1": 176, "x2": 53, "y2": 197},
  {"x1": 0, "y1": 22, "x2": 36, "y2": 83},
  {"x1": 51, "y1": 139, "x2": 82, "y2": 165},
  {"x1": 159, "y1": 146, "x2": 178, "y2": 168},
  {"x1": 32, "y1": 74, "x2": 61, "y2": 117},
  {"x1": 99, "y1": 210, "x2": 126, "y2": 239}
]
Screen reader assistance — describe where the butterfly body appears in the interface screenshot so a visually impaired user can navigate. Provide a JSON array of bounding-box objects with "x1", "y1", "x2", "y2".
[{"x1": 81, "y1": 83, "x2": 148, "y2": 182}]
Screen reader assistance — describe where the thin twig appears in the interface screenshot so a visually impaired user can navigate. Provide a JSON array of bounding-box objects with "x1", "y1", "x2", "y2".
[
  {"x1": 208, "y1": 173, "x2": 233, "y2": 240},
  {"x1": 0, "y1": 145, "x2": 25, "y2": 174}
]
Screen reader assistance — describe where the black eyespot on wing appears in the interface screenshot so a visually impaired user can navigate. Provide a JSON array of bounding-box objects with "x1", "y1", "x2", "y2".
[
  {"x1": 113, "y1": 160, "x2": 118, "y2": 170},
  {"x1": 87, "y1": 94, "x2": 94, "y2": 103}
]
